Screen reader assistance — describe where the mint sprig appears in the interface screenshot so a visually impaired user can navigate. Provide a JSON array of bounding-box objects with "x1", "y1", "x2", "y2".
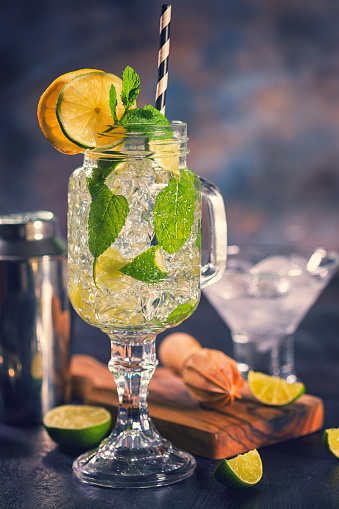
[
  {"x1": 108, "y1": 67, "x2": 171, "y2": 140},
  {"x1": 109, "y1": 66, "x2": 140, "y2": 121},
  {"x1": 121, "y1": 105, "x2": 172, "y2": 141},
  {"x1": 121, "y1": 66, "x2": 140, "y2": 110},
  {"x1": 153, "y1": 169, "x2": 195, "y2": 254}
]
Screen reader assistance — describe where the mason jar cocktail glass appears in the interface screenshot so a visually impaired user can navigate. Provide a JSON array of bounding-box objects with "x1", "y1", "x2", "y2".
[{"x1": 68, "y1": 121, "x2": 227, "y2": 488}]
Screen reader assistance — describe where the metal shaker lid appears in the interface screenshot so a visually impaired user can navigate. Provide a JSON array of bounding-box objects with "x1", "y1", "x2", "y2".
[{"x1": 0, "y1": 211, "x2": 67, "y2": 259}]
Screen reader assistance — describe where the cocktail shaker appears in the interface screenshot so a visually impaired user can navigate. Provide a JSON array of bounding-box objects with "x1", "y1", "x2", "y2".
[{"x1": 0, "y1": 211, "x2": 71, "y2": 424}]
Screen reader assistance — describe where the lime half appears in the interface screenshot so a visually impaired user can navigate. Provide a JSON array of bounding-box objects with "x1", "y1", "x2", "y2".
[
  {"x1": 323, "y1": 428, "x2": 339, "y2": 458},
  {"x1": 56, "y1": 72, "x2": 124, "y2": 149},
  {"x1": 248, "y1": 371, "x2": 305, "y2": 406},
  {"x1": 43, "y1": 405, "x2": 112, "y2": 448},
  {"x1": 213, "y1": 449, "x2": 263, "y2": 488},
  {"x1": 95, "y1": 245, "x2": 128, "y2": 291},
  {"x1": 37, "y1": 68, "x2": 103, "y2": 154}
]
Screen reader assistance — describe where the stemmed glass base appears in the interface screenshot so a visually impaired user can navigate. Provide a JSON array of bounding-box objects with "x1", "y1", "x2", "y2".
[
  {"x1": 72, "y1": 433, "x2": 196, "y2": 488},
  {"x1": 72, "y1": 331, "x2": 196, "y2": 488}
]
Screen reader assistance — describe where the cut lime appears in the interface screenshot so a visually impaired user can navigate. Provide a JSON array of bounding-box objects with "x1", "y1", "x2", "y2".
[
  {"x1": 213, "y1": 449, "x2": 263, "y2": 488},
  {"x1": 119, "y1": 245, "x2": 167, "y2": 283},
  {"x1": 248, "y1": 371, "x2": 305, "y2": 406},
  {"x1": 166, "y1": 300, "x2": 198, "y2": 325},
  {"x1": 43, "y1": 405, "x2": 112, "y2": 448},
  {"x1": 95, "y1": 245, "x2": 128, "y2": 291},
  {"x1": 56, "y1": 72, "x2": 125, "y2": 149},
  {"x1": 149, "y1": 139, "x2": 180, "y2": 176},
  {"x1": 323, "y1": 428, "x2": 339, "y2": 458},
  {"x1": 95, "y1": 123, "x2": 127, "y2": 151},
  {"x1": 68, "y1": 279, "x2": 98, "y2": 323},
  {"x1": 37, "y1": 68, "x2": 103, "y2": 154}
]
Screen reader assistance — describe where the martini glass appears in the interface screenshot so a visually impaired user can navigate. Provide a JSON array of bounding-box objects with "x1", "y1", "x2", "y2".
[
  {"x1": 67, "y1": 122, "x2": 227, "y2": 488},
  {"x1": 203, "y1": 244, "x2": 339, "y2": 382}
]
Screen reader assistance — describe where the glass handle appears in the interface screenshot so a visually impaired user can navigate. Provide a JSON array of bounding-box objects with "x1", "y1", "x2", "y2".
[{"x1": 200, "y1": 177, "x2": 227, "y2": 289}]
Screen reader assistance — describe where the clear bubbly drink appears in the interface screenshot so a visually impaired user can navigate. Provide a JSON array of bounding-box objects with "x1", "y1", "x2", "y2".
[{"x1": 68, "y1": 129, "x2": 202, "y2": 333}]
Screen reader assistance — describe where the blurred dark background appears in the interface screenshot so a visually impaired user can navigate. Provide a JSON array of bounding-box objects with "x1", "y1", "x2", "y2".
[
  {"x1": 1, "y1": 0, "x2": 339, "y2": 361},
  {"x1": 1, "y1": 0, "x2": 339, "y2": 249}
]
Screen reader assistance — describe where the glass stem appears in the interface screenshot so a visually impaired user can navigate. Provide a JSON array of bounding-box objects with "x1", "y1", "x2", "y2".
[
  {"x1": 232, "y1": 332, "x2": 296, "y2": 380},
  {"x1": 107, "y1": 332, "x2": 158, "y2": 439}
]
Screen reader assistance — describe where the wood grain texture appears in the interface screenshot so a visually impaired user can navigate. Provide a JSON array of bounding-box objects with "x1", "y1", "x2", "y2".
[{"x1": 71, "y1": 354, "x2": 324, "y2": 459}]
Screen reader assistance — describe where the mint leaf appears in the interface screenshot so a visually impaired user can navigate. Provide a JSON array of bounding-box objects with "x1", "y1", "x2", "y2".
[
  {"x1": 121, "y1": 105, "x2": 169, "y2": 125},
  {"x1": 121, "y1": 66, "x2": 140, "y2": 110},
  {"x1": 88, "y1": 184, "x2": 129, "y2": 259},
  {"x1": 109, "y1": 85, "x2": 118, "y2": 122},
  {"x1": 87, "y1": 176, "x2": 105, "y2": 199},
  {"x1": 153, "y1": 175, "x2": 195, "y2": 254},
  {"x1": 121, "y1": 105, "x2": 172, "y2": 140},
  {"x1": 179, "y1": 169, "x2": 201, "y2": 250},
  {"x1": 166, "y1": 300, "x2": 198, "y2": 325},
  {"x1": 119, "y1": 246, "x2": 167, "y2": 284},
  {"x1": 87, "y1": 161, "x2": 119, "y2": 197},
  {"x1": 144, "y1": 104, "x2": 170, "y2": 123},
  {"x1": 181, "y1": 167, "x2": 195, "y2": 183}
]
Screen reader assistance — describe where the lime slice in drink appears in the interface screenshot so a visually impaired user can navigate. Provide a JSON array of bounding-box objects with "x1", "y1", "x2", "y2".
[
  {"x1": 248, "y1": 371, "x2": 305, "y2": 406},
  {"x1": 43, "y1": 405, "x2": 112, "y2": 448},
  {"x1": 95, "y1": 246, "x2": 128, "y2": 291},
  {"x1": 68, "y1": 279, "x2": 98, "y2": 323},
  {"x1": 322, "y1": 428, "x2": 339, "y2": 458},
  {"x1": 56, "y1": 72, "x2": 125, "y2": 149},
  {"x1": 213, "y1": 449, "x2": 263, "y2": 488},
  {"x1": 119, "y1": 245, "x2": 167, "y2": 283},
  {"x1": 166, "y1": 301, "x2": 198, "y2": 325},
  {"x1": 149, "y1": 140, "x2": 180, "y2": 176}
]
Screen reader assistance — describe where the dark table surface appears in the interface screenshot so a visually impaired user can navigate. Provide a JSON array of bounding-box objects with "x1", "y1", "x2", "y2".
[{"x1": 1, "y1": 275, "x2": 339, "y2": 509}]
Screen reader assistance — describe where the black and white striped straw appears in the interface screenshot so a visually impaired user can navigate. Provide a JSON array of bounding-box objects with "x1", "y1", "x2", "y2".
[{"x1": 155, "y1": 4, "x2": 171, "y2": 115}]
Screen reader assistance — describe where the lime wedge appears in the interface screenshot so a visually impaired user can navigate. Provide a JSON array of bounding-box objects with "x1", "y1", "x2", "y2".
[
  {"x1": 56, "y1": 72, "x2": 124, "y2": 149},
  {"x1": 119, "y1": 245, "x2": 167, "y2": 283},
  {"x1": 166, "y1": 300, "x2": 198, "y2": 325},
  {"x1": 95, "y1": 245, "x2": 128, "y2": 291},
  {"x1": 213, "y1": 449, "x2": 263, "y2": 488},
  {"x1": 43, "y1": 405, "x2": 112, "y2": 448},
  {"x1": 248, "y1": 371, "x2": 305, "y2": 406},
  {"x1": 149, "y1": 139, "x2": 180, "y2": 176},
  {"x1": 323, "y1": 428, "x2": 339, "y2": 458},
  {"x1": 68, "y1": 277, "x2": 99, "y2": 324}
]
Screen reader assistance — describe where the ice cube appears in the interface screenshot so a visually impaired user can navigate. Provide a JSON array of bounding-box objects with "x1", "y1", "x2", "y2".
[
  {"x1": 246, "y1": 255, "x2": 301, "y2": 298},
  {"x1": 246, "y1": 273, "x2": 290, "y2": 298},
  {"x1": 250, "y1": 255, "x2": 304, "y2": 276}
]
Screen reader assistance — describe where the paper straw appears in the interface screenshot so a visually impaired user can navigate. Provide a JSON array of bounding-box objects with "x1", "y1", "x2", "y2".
[{"x1": 155, "y1": 4, "x2": 171, "y2": 114}]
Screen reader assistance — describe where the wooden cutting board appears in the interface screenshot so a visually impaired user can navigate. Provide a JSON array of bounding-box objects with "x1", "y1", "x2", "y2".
[{"x1": 70, "y1": 354, "x2": 324, "y2": 459}]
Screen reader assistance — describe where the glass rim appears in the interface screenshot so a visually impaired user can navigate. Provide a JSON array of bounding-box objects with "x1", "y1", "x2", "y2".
[
  {"x1": 225, "y1": 243, "x2": 339, "y2": 277},
  {"x1": 83, "y1": 120, "x2": 189, "y2": 160}
]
